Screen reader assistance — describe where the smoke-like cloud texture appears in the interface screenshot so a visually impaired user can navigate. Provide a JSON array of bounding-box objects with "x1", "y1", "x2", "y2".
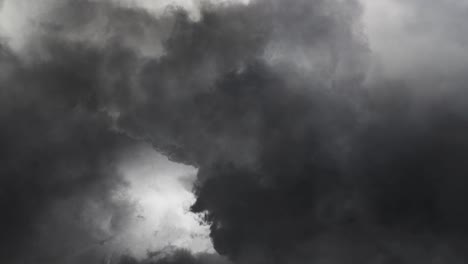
[{"x1": 1, "y1": 0, "x2": 468, "y2": 263}]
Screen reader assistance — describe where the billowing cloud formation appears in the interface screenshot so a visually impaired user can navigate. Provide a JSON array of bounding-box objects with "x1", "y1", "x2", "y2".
[
  {"x1": 0, "y1": 39, "x2": 135, "y2": 263},
  {"x1": 1, "y1": 0, "x2": 468, "y2": 263}
]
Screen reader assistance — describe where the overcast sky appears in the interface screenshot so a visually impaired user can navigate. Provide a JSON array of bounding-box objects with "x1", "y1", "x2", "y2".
[{"x1": 1, "y1": 1, "x2": 468, "y2": 263}]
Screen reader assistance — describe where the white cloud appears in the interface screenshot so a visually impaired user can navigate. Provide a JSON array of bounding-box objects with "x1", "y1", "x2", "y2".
[{"x1": 113, "y1": 144, "x2": 213, "y2": 259}]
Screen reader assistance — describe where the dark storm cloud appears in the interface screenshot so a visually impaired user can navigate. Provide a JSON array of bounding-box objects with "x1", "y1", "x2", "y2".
[
  {"x1": 0, "y1": 10, "x2": 141, "y2": 263},
  {"x1": 2, "y1": 0, "x2": 468, "y2": 263},
  {"x1": 117, "y1": 0, "x2": 367, "y2": 166},
  {"x1": 114, "y1": 0, "x2": 368, "y2": 261},
  {"x1": 114, "y1": 0, "x2": 468, "y2": 262}
]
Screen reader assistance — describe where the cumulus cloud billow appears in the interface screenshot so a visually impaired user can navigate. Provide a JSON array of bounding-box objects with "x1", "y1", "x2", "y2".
[{"x1": 1, "y1": 0, "x2": 468, "y2": 263}]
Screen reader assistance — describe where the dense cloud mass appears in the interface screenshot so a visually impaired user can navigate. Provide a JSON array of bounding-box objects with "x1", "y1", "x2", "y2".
[
  {"x1": 1, "y1": 0, "x2": 468, "y2": 263},
  {"x1": 0, "y1": 29, "x2": 141, "y2": 263}
]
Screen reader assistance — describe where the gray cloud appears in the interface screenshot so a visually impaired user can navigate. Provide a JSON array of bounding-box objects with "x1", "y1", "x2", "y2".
[{"x1": 1, "y1": 0, "x2": 468, "y2": 263}]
